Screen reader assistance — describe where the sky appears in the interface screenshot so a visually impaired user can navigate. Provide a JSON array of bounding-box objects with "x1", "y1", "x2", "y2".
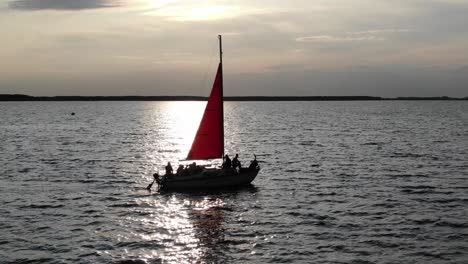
[{"x1": 0, "y1": 0, "x2": 467, "y2": 97}]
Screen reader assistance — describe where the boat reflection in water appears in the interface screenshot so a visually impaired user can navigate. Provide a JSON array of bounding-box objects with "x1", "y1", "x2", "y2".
[
  {"x1": 154, "y1": 186, "x2": 258, "y2": 263},
  {"x1": 156, "y1": 195, "x2": 230, "y2": 263},
  {"x1": 187, "y1": 197, "x2": 228, "y2": 263},
  {"x1": 110, "y1": 194, "x2": 231, "y2": 263}
]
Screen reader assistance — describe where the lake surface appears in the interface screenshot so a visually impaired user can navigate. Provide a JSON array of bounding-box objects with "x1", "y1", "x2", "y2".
[{"x1": 1, "y1": 101, "x2": 467, "y2": 264}]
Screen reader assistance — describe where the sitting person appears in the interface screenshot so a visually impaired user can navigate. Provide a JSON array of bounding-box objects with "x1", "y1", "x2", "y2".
[
  {"x1": 195, "y1": 164, "x2": 203, "y2": 174},
  {"x1": 189, "y1": 162, "x2": 196, "y2": 170},
  {"x1": 223, "y1": 154, "x2": 232, "y2": 169},
  {"x1": 248, "y1": 155, "x2": 258, "y2": 170},
  {"x1": 182, "y1": 162, "x2": 199, "y2": 175},
  {"x1": 176, "y1": 165, "x2": 184, "y2": 175},
  {"x1": 232, "y1": 154, "x2": 241, "y2": 171}
]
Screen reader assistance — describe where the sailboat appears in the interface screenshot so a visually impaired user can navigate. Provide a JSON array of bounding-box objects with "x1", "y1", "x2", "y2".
[{"x1": 155, "y1": 35, "x2": 260, "y2": 191}]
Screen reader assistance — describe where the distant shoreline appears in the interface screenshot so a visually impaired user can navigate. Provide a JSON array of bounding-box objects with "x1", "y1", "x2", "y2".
[{"x1": 1, "y1": 94, "x2": 467, "y2": 101}]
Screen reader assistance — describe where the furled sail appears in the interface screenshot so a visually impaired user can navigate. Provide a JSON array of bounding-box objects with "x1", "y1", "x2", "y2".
[{"x1": 186, "y1": 63, "x2": 224, "y2": 160}]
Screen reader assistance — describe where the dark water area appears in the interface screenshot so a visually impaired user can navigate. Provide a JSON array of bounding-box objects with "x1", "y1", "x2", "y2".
[{"x1": 1, "y1": 101, "x2": 467, "y2": 263}]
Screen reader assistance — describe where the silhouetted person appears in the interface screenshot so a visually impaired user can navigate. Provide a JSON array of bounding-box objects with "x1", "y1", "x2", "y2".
[
  {"x1": 188, "y1": 162, "x2": 197, "y2": 174},
  {"x1": 177, "y1": 165, "x2": 184, "y2": 175},
  {"x1": 223, "y1": 155, "x2": 231, "y2": 169},
  {"x1": 165, "y1": 162, "x2": 173, "y2": 175},
  {"x1": 232, "y1": 154, "x2": 241, "y2": 170},
  {"x1": 249, "y1": 155, "x2": 258, "y2": 170}
]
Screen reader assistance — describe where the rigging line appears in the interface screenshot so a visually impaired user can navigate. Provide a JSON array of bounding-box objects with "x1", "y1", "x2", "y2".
[{"x1": 197, "y1": 38, "x2": 219, "y2": 96}]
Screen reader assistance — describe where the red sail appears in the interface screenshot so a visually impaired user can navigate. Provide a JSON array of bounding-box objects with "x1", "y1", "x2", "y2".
[{"x1": 186, "y1": 63, "x2": 223, "y2": 160}]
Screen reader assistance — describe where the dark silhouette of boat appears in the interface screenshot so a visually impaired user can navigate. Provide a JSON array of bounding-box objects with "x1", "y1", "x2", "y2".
[
  {"x1": 158, "y1": 167, "x2": 260, "y2": 191},
  {"x1": 156, "y1": 35, "x2": 260, "y2": 191}
]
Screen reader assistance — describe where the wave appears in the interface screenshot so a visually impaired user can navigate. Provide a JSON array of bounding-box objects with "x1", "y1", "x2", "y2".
[
  {"x1": 435, "y1": 220, "x2": 468, "y2": 228},
  {"x1": 114, "y1": 260, "x2": 150, "y2": 264},
  {"x1": 20, "y1": 204, "x2": 64, "y2": 209}
]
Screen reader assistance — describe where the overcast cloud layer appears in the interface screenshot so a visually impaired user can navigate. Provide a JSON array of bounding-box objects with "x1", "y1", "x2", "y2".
[
  {"x1": 0, "y1": 0, "x2": 467, "y2": 97},
  {"x1": 8, "y1": 0, "x2": 123, "y2": 10}
]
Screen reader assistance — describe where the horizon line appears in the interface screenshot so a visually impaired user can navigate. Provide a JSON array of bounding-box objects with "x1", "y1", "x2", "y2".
[{"x1": 1, "y1": 94, "x2": 467, "y2": 101}]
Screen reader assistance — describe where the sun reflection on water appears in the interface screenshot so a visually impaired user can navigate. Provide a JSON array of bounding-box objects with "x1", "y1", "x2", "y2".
[
  {"x1": 143, "y1": 101, "x2": 205, "y2": 172},
  {"x1": 109, "y1": 193, "x2": 228, "y2": 263},
  {"x1": 161, "y1": 102, "x2": 204, "y2": 154},
  {"x1": 107, "y1": 101, "x2": 231, "y2": 263}
]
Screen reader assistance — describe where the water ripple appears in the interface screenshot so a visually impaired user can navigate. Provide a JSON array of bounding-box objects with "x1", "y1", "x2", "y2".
[{"x1": 1, "y1": 101, "x2": 467, "y2": 263}]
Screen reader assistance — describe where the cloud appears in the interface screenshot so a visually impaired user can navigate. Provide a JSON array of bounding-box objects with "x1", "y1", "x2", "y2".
[
  {"x1": 347, "y1": 29, "x2": 411, "y2": 35},
  {"x1": 141, "y1": 1, "x2": 275, "y2": 21},
  {"x1": 296, "y1": 35, "x2": 385, "y2": 42},
  {"x1": 8, "y1": 0, "x2": 124, "y2": 11},
  {"x1": 296, "y1": 28, "x2": 410, "y2": 43},
  {"x1": 267, "y1": 63, "x2": 306, "y2": 72}
]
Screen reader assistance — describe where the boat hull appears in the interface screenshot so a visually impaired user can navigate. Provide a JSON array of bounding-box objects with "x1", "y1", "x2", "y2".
[{"x1": 159, "y1": 167, "x2": 260, "y2": 191}]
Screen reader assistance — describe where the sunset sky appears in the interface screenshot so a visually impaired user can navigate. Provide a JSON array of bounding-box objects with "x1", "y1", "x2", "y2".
[{"x1": 1, "y1": 0, "x2": 467, "y2": 97}]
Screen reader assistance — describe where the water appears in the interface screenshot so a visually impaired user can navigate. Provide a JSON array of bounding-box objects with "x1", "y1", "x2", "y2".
[{"x1": 1, "y1": 101, "x2": 467, "y2": 264}]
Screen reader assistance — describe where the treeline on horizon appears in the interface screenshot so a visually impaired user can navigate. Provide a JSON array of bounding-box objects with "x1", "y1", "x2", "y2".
[{"x1": 1, "y1": 94, "x2": 467, "y2": 101}]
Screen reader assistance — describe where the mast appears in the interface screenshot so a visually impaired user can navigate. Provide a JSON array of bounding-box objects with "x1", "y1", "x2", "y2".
[{"x1": 219, "y1": 34, "x2": 224, "y2": 158}]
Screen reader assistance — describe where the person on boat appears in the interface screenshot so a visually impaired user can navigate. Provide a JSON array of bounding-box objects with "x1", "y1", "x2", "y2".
[
  {"x1": 188, "y1": 162, "x2": 197, "y2": 174},
  {"x1": 248, "y1": 155, "x2": 258, "y2": 170},
  {"x1": 152, "y1": 172, "x2": 167, "y2": 190},
  {"x1": 153, "y1": 172, "x2": 163, "y2": 185},
  {"x1": 165, "y1": 162, "x2": 173, "y2": 176},
  {"x1": 232, "y1": 154, "x2": 241, "y2": 170},
  {"x1": 176, "y1": 165, "x2": 184, "y2": 175},
  {"x1": 223, "y1": 154, "x2": 231, "y2": 169},
  {"x1": 194, "y1": 163, "x2": 203, "y2": 174}
]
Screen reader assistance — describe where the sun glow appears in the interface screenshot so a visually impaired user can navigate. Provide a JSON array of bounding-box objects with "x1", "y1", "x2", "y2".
[
  {"x1": 140, "y1": 0, "x2": 179, "y2": 9},
  {"x1": 167, "y1": 5, "x2": 238, "y2": 21},
  {"x1": 141, "y1": 1, "x2": 239, "y2": 21}
]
